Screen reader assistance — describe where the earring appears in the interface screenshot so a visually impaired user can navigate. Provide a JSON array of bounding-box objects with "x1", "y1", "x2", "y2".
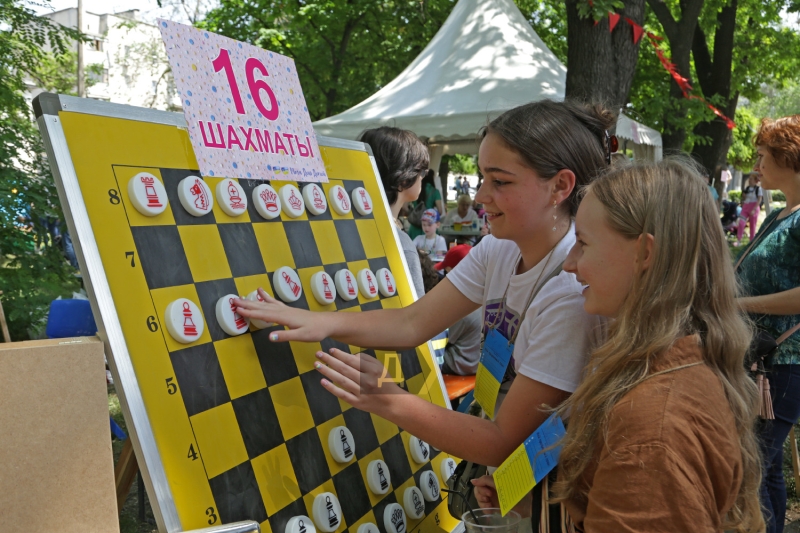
[{"x1": 552, "y1": 201, "x2": 558, "y2": 232}]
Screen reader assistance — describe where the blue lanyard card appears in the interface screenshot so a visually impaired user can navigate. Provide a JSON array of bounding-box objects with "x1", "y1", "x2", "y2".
[{"x1": 474, "y1": 328, "x2": 514, "y2": 418}]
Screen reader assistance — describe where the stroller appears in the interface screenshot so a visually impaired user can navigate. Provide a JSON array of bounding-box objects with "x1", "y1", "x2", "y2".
[{"x1": 721, "y1": 199, "x2": 740, "y2": 236}]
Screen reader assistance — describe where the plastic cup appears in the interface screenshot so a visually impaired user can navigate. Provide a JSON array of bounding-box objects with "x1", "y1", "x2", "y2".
[
  {"x1": 454, "y1": 222, "x2": 463, "y2": 231},
  {"x1": 462, "y1": 509, "x2": 521, "y2": 533}
]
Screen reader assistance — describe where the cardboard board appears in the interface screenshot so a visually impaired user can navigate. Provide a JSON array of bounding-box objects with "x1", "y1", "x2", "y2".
[{"x1": 0, "y1": 336, "x2": 119, "y2": 533}]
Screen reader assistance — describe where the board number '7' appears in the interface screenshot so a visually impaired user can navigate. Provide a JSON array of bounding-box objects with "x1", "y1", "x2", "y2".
[{"x1": 212, "y1": 49, "x2": 279, "y2": 120}]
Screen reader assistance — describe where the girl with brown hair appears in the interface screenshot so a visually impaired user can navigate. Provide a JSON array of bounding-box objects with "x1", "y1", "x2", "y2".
[{"x1": 477, "y1": 159, "x2": 764, "y2": 532}]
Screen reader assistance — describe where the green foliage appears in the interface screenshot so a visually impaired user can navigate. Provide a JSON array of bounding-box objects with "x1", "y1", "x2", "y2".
[
  {"x1": 446, "y1": 154, "x2": 477, "y2": 175},
  {"x1": 727, "y1": 106, "x2": 759, "y2": 170},
  {"x1": 728, "y1": 190, "x2": 741, "y2": 203},
  {"x1": 200, "y1": 0, "x2": 457, "y2": 120},
  {"x1": 515, "y1": 0, "x2": 567, "y2": 64},
  {"x1": 0, "y1": 1, "x2": 83, "y2": 340},
  {"x1": 746, "y1": 80, "x2": 800, "y2": 120},
  {"x1": 772, "y1": 190, "x2": 787, "y2": 202}
]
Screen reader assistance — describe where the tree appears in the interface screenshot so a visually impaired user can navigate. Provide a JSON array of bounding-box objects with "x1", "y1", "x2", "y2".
[
  {"x1": 0, "y1": 0, "x2": 83, "y2": 340},
  {"x1": 200, "y1": 0, "x2": 456, "y2": 121}
]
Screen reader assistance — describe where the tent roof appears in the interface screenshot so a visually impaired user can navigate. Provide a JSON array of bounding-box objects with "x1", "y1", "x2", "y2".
[
  {"x1": 617, "y1": 113, "x2": 662, "y2": 147},
  {"x1": 313, "y1": 0, "x2": 566, "y2": 142}
]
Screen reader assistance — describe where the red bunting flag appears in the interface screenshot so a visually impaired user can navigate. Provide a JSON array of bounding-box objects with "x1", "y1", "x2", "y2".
[
  {"x1": 625, "y1": 17, "x2": 645, "y2": 44},
  {"x1": 608, "y1": 12, "x2": 621, "y2": 32}
]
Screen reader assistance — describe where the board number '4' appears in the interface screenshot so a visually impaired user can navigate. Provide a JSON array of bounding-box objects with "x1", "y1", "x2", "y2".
[{"x1": 188, "y1": 443, "x2": 199, "y2": 461}]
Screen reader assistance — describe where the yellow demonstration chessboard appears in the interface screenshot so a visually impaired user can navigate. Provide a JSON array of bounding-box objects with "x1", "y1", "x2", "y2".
[{"x1": 40, "y1": 99, "x2": 459, "y2": 533}]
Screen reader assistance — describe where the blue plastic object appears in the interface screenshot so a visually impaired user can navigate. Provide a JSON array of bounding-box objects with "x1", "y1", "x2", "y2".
[
  {"x1": 456, "y1": 390, "x2": 475, "y2": 413},
  {"x1": 46, "y1": 298, "x2": 97, "y2": 338},
  {"x1": 110, "y1": 417, "x2": 127, "y2": 440}
]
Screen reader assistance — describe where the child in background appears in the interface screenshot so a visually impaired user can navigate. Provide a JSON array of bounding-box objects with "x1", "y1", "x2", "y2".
[
  {"x1": 736, "y1": 173, "x2": 763, "y2": 246},
  {"x1": 413, "y1": 209, "x2": 448, "y2": 256}
]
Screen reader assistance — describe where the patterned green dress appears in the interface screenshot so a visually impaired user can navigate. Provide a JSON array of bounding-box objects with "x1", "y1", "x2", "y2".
[{"x1": 737, "y1": 208, "x2": 800, "y2": 364}]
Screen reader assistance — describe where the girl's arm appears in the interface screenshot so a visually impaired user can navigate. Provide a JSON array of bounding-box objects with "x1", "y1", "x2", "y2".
[
  {"x1": 738, "y1": 287, "x2": 800, "y2": 315},
  {"x1": 235, "y1": 278, "x2": 480, "y2": 348},
  {"x1": 313, "y1": 348, "x2": 569, "y2": 467},
  {"x1": 435, "y1": 198, "x2": 444, "y2": 215}
]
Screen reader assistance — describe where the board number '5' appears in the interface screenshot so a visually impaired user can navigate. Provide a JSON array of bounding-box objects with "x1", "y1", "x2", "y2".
[{"x1": 212, "y1": 49, "x2": 279, "y2": 120}]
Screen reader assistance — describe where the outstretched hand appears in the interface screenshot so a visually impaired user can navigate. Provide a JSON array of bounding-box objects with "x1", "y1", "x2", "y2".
[
  {"x1": 313, "y1": 347, "x2": 405, "y2": 414},
  {"x1": 234, "y1": 287, "x2": 333, "y2": 342},
  {"x1": 472, "y1": 475, "x2": 532, "y2": 517}
]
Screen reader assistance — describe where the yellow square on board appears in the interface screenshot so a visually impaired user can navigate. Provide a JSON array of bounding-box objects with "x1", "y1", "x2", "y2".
[
  {"x1": 260, "y1": 520, "x2": 273, "y2": 533},
  {"x1": 214, "y1": 335, "x2": 267, "y2": 400},
  {"x1": 270, "y1": 377, "x2": 315, "y2": 440},
  {"x1": 370, "y1": 413, "x2": 399, "y2": 445},
  {"x1": 302, "y1": 479, "x2": 346, "y2": 533},
  {"x1": 290, "y1": 339, "x2": 323, "y2": 374},
  {"x1": 178, "y1": 225, "x2": 232, "y2": 282},
  {"x1": 405, "y1": 374, "x2": 428, "y2": 397},
  {"x1": 311, "y1": 221, "x2": 346, "y2": 265},
  {"x1": 357, "y1": 447, "x2": 388, "y2": 507},
  {"x1": 355, "y1": 219, "x2": 385, "y2": 260},
  {"x1": 190, "y1": 403, "x2": 249, "y2": 479},
  {"x1": 399, "y1": 431, "x2": 425, "y2": 473},
  {"x1": 204, "y1": 177, "x2": 252, "y2": 224},
  {"x1": 321, "y1": 181, "x2": 354, "y2": 221},
  {"x1": 149, "y1": 284, "x2": 212, "y2": 352},
  {"x1": 276, "y1": 183, "x2": 309, "y2": 222},
  {"x1": 252, "y1": 222, "x2": 295, "y2": 271},
  {"x1": 375, "y1": 351, "x2": 404, "y2": 384},
  {"x1": 112, "y1": 166, "x2": 176, "y2": 227},
  {"x1": 316, "y1": 415, "x2": 351, "y2": 477},
  {"x1": 234, "y1": 273, "x2": 274, "y2": 299},
  {"x1": 251, "y1": 444, "x2": 302, "y2": 516},
  {"x1": 348, "y1": 511, "x2": 378, "y2": 533},
  {"x1": 381, "y1": 296, "x2": 402, "y2": 309},
  {"x1": 297, "y1": 266, "x2": 336, "y2": 313}
]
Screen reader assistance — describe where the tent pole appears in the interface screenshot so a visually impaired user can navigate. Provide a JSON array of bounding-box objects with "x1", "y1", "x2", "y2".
[{"x1": 428, "y1": 144, "x2": 446, "y2": 214}]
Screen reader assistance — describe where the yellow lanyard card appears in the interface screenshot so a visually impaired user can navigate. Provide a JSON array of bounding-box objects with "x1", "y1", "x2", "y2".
[{"x1": 474, "y1": 328, "x2": 513, "y2": 418}]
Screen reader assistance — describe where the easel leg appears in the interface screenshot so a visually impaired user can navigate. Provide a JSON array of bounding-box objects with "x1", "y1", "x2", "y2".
[
  {"x1": 0, "y1": 291, "x2": 11, "y2": 343},
  {"x1": 790, "y1": 427, "x2": 800, "y2": 495},
  {"x1": 114, "y1": 438, "x2": 139, "y2": 513}
]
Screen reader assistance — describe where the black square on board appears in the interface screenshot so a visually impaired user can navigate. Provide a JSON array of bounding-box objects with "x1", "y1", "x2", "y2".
[
  {"x1": 360, "y1": 300, "x2": 383, "y2": 312},
  {"x1": 161, "y1": 168, "x2": 216, "y2": 226},
  {"x1": 323, "y1": 264, "x2": 361, "y2": 311},
  {"x1": 238, "y1": 179, "x2": 281, "y2": 223},
  {"x1": 232, "y1": 388, "x2": 285, "y2": 458},
  {"x1": 413, "y1": 466, "x2": 441, "y2": 515},
  {"x1": 208, "y1": 460, "x2": 268, "y2": 524},
  {"x1": 218, "y1": 223, "x2": 267, "y2": 278},
  {"x1": 195, "y1": 278, "x2": 240, "y2": 341},
  {"x1": 400, "y1": 349, "x2": 423, "y2": 380},
  {"x1": 367, "y1": 258, "x2": 391, "y2": 288},
  {"x1": 300, "y1": 371, "x2": 342, "y2": 425},
  {"x1": 286, "y1": 428, "x2": 331, "y2": 494},
  {"x1": 380, "y1": 434, "x2": 413, "y2": 490},
  {"x1": 171, "y1": 343, "x2": 230, "y2": 417},
  {"x1": 341, "y1": 408, "x2": 380, "y2": 459},
  {"x1": 251, "y1": 327, "x2": 300, "y2": 386},
  {"x1": 131, "y1": 226, "x2": 193, "y2": 289},
  {"x1": 320, "y1": 337, "x2": 351, "y2": 355},
  {"x1": 271, "y1": 272, "x2": 311, "y2": 311},
  {"x1": 332, "y1": 462, "x2": 371, "y2": 526},
  {"x1": 283, "y1": 221, "x2": 322, "y2": 269},
  {"x1": 334, "y1": 219, "x2": 367, "y2": 262},
  {"x1": 343, "y1": 180, "x2": 375, "y2": 220},
  {"x1": 373, "y1": 493, "x2": 399, "y2": 533},
  {"x1": 268, "y1": 498, "x2": 310, "y2": 533},
  {"x1": 300, "y1": 183, "x2": 333, "y2": 221}
]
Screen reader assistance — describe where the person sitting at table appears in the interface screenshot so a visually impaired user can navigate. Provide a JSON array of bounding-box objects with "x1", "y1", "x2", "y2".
[
  {"x1": 413, "y1": 209, "x2": 448, "y2": 256},
  {"x1": 444, "y1": 194, "x2": 480, "y2": 227}
]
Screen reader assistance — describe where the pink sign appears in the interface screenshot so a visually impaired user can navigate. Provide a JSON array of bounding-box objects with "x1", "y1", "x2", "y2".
[{"x1": 158, "y1": 20, "x2": 328, "y2": 183}]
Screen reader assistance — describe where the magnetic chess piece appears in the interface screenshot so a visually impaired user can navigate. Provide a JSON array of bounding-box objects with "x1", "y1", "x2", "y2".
[
  {"x1": 375, "y1": 268, "x2": 396, "y2": 297},
  {"x1": 164, "y1": 298, "x2": 204, "y2": 343},
  {"x1": 327, "y1": 185, "x2": 351, "y2": 215},
  {"x1": 327, "y1": 426, "x2": 355, "y2": 463},
  {"x1": 403, "y1": 487, "x2": 425, "y2": 519},
  {"x1": 246, "y1": 289, "x2": 272, "y2": 329},
  {"x1": 333, "y1": 269, "x2": 358, "y2": 301},
  {"x1": 215, "y1": 294, "x2": 250, "y2": 336},
  {"x1": 366, "y1": 459, "x2": 391, "y2": 495},
  {"x1": 440, "y1": 457, "x2": 457, "y2": 483},
  {"x1": 356, "y1": 269, "x2": 378, "y2": 299},
  {"x1": 177, "y1": 176, "x2": 213, "y2": 216},
  {"x1": 383, "y1": 503, "x2": 406, "y2": 533},
  {"x1": 127, "y1": 172, "x2": 168, "y2": 216},
  {"x1": 356, "y1": 523, "x2": 378, "y2": 533},
  {"x1": 352, "y1": 187, "x2": 373, "y2": 216},
  {"x1": 286, "y1": 515, "x2": 316, "y2": 533},
  {"x1": 419, "y1": 470, "x2": 440, "y2": 502},
  {"x1": 409, "y1": 436, "x2": 430, "y2": 464},
  {"x1": 279, "y1": 184, "x2": 305, "y2": 218},
  {"x1": 312, "y1": 492, "x2": 342, "y2": 533},
  {"x1": 303, "y1": 183, "x2": 327, "y2": 215},
  {"x1": 253, "y1": 183, "x2": 281, "y2": 219},
  {"x1": 273, "y1": 267, "x2": 303, "y2": 303},
  {"x1": 310, "y1": 271, "x2": 336, "y2": 305},
  {"x1": 216, "y1": 178, "x2": 247, "y2": 216}
]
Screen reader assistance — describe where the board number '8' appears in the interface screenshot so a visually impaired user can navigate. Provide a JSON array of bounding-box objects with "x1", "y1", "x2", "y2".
[{"x1": 212, "y1": 49, "x2": 279, "y2": 121}]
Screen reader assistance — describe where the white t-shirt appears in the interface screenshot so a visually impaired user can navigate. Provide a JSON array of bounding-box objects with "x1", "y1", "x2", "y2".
[
  {"x1": 413, "y1": 234, "x2": 448, "y2": 255},
  {"x1": 446, "y1": 229, "x2": 604, "y2": 392},
  {"x1": 443, "y1": 207, "x2": 479, "y2": 225}
]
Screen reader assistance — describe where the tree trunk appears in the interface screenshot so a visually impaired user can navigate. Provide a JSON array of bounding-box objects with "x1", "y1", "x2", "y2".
[
  {"x1": 689, "y1": 0, "x2": 738, "y2": 178},
  {"x1": 565, "y1": 0, "x2": 645, "y2": 113}
]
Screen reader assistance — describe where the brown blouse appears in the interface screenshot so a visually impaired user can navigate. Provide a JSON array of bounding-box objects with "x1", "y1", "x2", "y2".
[{"x1": 563, "y1": 336, "x2": 743, "y2": 532}]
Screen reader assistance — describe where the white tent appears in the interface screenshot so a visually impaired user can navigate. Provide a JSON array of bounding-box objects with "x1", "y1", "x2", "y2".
[
  {"x1": 313, "y1": 0, "x2": 661, "y2": 181},
  {"x1": 616, "y1": 113, "x2": 663, "y2": 161}
]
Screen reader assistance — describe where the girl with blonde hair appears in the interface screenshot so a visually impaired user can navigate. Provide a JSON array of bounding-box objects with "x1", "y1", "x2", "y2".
[{"x1": 475, "y1": 159, "x2": 763, "y2": 532}]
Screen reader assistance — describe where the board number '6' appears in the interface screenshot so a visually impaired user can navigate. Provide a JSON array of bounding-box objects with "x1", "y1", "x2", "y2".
[{"x1": 212, "y1": 49, "x2": 279, "y2": 120}]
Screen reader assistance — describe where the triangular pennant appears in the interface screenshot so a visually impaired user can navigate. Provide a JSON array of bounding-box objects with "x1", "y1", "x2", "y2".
[
  {"x1": 626, "y1": 17, "x2": 645, "y2": 44},
  {"x1": 608, "y1": 12, "x2": 621, "y2": 32}
]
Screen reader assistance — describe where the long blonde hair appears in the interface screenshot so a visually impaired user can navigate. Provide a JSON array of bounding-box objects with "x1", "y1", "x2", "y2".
[{"x1": 552, "y1": 159, "x2": 763, "y2": 532}]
